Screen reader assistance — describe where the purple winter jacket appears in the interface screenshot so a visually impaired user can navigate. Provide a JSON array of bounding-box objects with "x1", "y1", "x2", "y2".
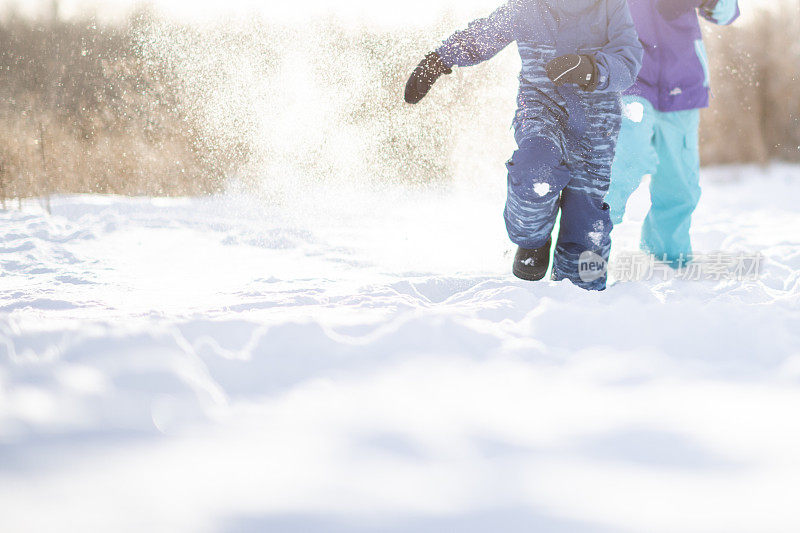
[{"x1": 626, "y1": 0, "x2": 739, "y2": 112}]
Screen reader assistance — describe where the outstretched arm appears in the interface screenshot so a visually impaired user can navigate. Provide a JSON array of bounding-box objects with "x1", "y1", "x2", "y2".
[
  {"x1": 405, "y1": 1, "x2": 519, "y2": 103},
  {"x1": 593, "y1": 0, "x2": 644, "y2": 93},
  {"x1": 435, "y1": 1, "x2": 520, "y2": 68}
]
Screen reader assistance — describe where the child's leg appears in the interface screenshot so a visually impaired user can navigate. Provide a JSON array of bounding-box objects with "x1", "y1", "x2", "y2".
[
  {"x1": 641, "y1": 109, "x2": 701, "y2": 265},
  {"x1": 606, "y1": 96, "x2": 659, "y2": 225},
  {"x1": 551, "y1": 95, "x2": 621, "y2": 291},
  {"x1": 504, "y1": 118, "x2": 570, "y2": 250},
  {"x1": 552, "y1": 169, "x2": 614, "y2": 291}
]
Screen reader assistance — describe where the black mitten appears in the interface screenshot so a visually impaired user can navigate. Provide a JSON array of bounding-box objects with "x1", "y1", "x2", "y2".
[
  {"x1": 404, "y1": 52, "x2": 452, "y2": 104},
  {"x1": 545, "y1": 54, "x2": 600, "y2": 92}
]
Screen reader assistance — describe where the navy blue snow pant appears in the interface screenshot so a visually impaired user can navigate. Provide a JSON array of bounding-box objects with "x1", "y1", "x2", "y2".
[{"x1": 504, "y1": 46, "x2": 622, "y2": 291}]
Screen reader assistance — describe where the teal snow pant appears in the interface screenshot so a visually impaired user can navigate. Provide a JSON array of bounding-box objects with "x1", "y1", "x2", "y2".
[{"x1": 606, "y1": 96, "x2": 701, "y2": 266}]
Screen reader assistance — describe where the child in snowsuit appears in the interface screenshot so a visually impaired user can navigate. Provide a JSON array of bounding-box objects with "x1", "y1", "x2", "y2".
[
  {"x1": 605, "y1": 0, "x2": 739, "y2": 266},
  {"x1": 405, "y1": 0, "x2": 643, "y2": 290}
]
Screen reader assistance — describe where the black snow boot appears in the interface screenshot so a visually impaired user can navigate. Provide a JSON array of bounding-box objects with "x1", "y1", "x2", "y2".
[{"x1": 512, "y1": 238, "x2": 552, "y2": 281}]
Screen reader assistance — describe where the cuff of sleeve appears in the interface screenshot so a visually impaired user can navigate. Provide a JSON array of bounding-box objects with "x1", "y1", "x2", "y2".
[
  {"x1": 435, "y1": 43, "x2": 458, "y2": 69},
  {"x1": 702, "y1": 0, "x2": 739, "y2": 24}
]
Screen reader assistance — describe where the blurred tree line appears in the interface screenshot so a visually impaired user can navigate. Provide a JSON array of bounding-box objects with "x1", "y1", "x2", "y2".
[
  {"x1": 0, "y1": 8, "x2": 243, "y2": 206},
  {"x1": 701, "y1": 1, "x2": 800, "y2": 165},
  {"x1": 0, "y1": 3, "x2": 797, "y2": 205}
]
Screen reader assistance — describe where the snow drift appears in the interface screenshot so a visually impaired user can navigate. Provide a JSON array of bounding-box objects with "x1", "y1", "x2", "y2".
[{"x1": 1, "y1": 164, "x2": 799, "y2": 532}]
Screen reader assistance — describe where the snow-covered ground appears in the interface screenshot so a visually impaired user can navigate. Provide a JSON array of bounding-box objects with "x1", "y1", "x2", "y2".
[{"x1": 1, "y1": 165, "x2": 799, "y2": 533}]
